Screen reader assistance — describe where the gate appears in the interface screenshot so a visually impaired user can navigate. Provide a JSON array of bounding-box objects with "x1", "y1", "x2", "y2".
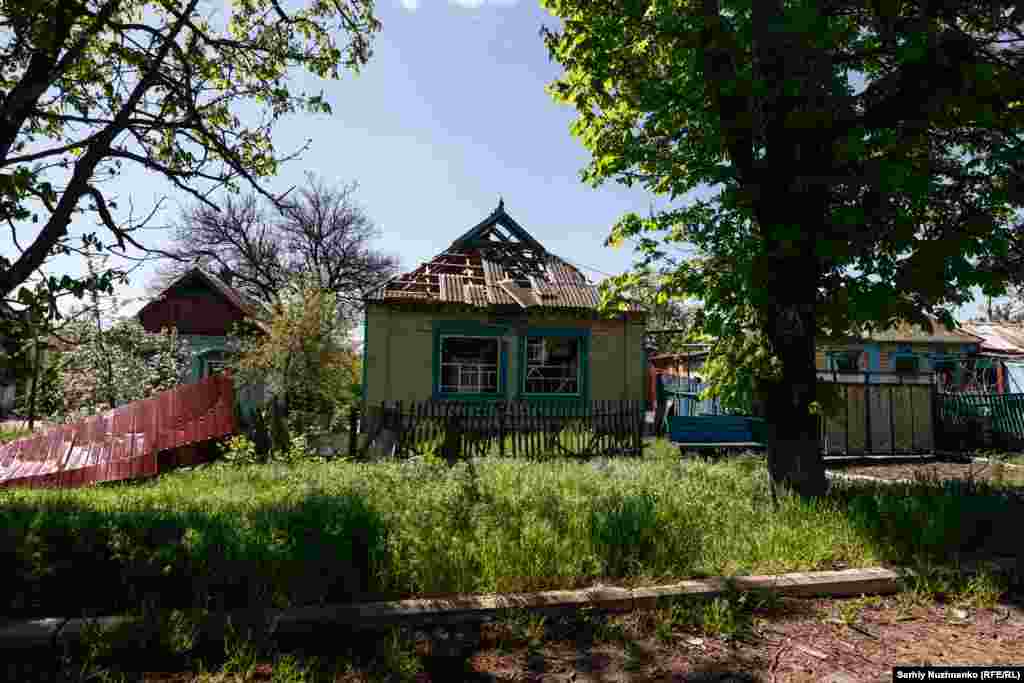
[{"x1": 817, "y1": 371, "x2": 936, "y2": 456}]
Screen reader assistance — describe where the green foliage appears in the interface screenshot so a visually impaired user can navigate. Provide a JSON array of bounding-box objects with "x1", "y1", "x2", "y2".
[
  {"x1": 219, "y1": 433, "x2": 329, "y2": 466},
  {"x1": 0, "y1": 0, "x2": 381, "y2": 305},
  {"x1": 37, "y1": 318, "x2": 191, "y2": 422},
  {"x1": 542, "y1": 0, "x2": 1024, "y2": 488},
  {"x1": 0, "y1": 427, "x2": 29, "y2": 443},
  {"x1": 219, "y1": 434, "x2": 262, "y2": 466},
  {"x1": 222, "y1": 618, "x2": 261, "y2": 678},
  {"x1": 233, "y1": 277, "x2": 360, "y2": 443},
  {"x1": 599, "y1": 266, "x2": 699, "y2": 354}
]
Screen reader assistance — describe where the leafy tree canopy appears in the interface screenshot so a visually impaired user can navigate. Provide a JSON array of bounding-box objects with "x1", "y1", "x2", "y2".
[
  {"x1": 232, "y1": 274, "x2": 360, "y2": 448},
  {"x1": 29, "y1": 317, "x2": 191, "y2": 422},
  {"x1": 0, "y1": 0, "x2": 380, "y2": 311},
  {"x1": 544, "y1": 0, "x2": 1024, "y2": 495}
]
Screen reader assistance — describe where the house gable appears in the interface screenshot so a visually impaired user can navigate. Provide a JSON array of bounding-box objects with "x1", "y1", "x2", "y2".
[
  {"x1": 365, "y1": 201, "x2": 644, "y2": 317},
  {"x1": 137, "y1": 268, "x2": 254, "y2": 337}
]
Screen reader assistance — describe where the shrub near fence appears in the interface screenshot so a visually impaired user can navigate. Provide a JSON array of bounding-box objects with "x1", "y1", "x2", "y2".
[{"x1": 360, "y1": 400, "x2": 645, "y2": 460}]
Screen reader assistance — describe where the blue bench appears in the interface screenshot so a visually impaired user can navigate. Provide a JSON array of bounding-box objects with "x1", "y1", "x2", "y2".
[{"x1": 667, "y1": 415, "x2": 767, "y2": 452}]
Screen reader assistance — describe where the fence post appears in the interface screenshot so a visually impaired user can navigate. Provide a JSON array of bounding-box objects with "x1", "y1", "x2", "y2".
[
  {"x1": 348, "y1": 405, "x2": 359, "y2": 459},
  {"x1": 845, "y1": 384, "x2": 850, "y2": 456},
  {"x1": 634, "y1": 399, "x2": 643, "y2": 456},
  {"x1": 864, "y1": 376, "x2": 873, "y2": 454},
  {"x1": 889, "y1": 384, "x2": 896, "y2": 456},
  {"x1": 498, "y1": 400, "x2": 506, "y2": 458}
]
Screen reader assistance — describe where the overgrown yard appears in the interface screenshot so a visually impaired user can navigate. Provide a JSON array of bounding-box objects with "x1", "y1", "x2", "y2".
[
  {"x1": 0, "y1": 425, "x2": 30, "y2": 443},
  {"x1": 2, "y1": 441, "x2": 1022, "y2": 625}
]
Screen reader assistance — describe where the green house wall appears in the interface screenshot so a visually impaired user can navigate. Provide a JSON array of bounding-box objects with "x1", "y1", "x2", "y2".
[{"x1": 363, "y1": 304, "x2": 646, "y2": 405}]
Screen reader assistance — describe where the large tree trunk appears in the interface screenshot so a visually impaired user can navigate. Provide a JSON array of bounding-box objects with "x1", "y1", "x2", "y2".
[{"x1": 761, "y1": 303, "x2": 827, "y2": 498}]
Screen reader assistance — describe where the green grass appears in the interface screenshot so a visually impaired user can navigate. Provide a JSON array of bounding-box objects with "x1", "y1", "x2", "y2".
[
  {"x1": 997, "y1": 453, "x2": 1024, "y2": 467},
  {"x1": 1, "y1": 440, "x2": 1019, "y2": 623},
  {"x1": 0, "y1": 426, "x2": 29, "y2": 443}
]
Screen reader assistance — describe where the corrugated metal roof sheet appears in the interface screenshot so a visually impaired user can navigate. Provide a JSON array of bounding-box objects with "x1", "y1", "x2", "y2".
[
  {"x1": 861, "y1": 317, "x2": 982, "y2": 343},
  {"x1": 364, "y1": 204, "x2": 644, "y2": 313},
  {"x1": 533, "y1": 284, "x2": 602, "y2": 309},
  {"x1": 464, "y1": 283, "x2": 491, "y2": 307},
  {"x1": 0, "y1": 374, "x2": 235, "y2": 490},
  {"x1": 543, "y1": 257, "x2": 588, "y2": 285},
  {"x1": 961, "y1": 322, "x2": 1024, "y2": 355},
  {"x1": 366, "y1": 242, "x2": 640, "y2": 312}
]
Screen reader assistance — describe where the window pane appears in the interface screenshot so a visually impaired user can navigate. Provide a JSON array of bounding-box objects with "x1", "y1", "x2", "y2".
[
  {"x1": 524, "y1": 336, "x2": 580, "y2": 394},
  {"x1": 440, "y1": 336, "x2": 499, "y2": 394}
]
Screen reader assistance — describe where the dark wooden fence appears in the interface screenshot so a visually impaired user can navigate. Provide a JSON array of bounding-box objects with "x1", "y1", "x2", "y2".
[
  {"x1": 817, "y1": 373, "x2": 935, "y2": 456},
  {"x1": 358, "y1": 400, "x2": 645, "y2": 460},
  {"x1": 935, "y1": 392, "x2": 1024, "y2": 452}
]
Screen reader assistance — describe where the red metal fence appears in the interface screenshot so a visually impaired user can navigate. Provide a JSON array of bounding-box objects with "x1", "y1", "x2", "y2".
[{"x1": 0, "y1": 374, "x2": 236, "y2": 490}]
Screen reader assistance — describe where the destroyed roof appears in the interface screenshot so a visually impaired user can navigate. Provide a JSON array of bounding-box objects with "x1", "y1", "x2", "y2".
[
  {"x1": 856, "y1": 316, "x2": 983, "y2": 344},
  {"x1": 960, "y1": 321, "x2": 1024, "y2": 356},
  {"x1": 364, "y1": 200, "x2": 644, "y2": 313}
]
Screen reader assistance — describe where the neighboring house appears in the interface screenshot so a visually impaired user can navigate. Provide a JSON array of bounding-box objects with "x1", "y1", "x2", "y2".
[
  {"x1": 137, "y1": 266, "x2": 266, "y2": 382},
  {"x1": 645, "y1": 348, "x2": 710, "y2": 406},
  {"x1": 959, "y1": 321, "x2": 1024, "y2": 394},
  {"x1": 815, "y1": 316, "x2": 983, "y2": 387},
  {"x1": 361, "y1": 201, "x2": 648, "y2": 406},
  {"x1": 137, "y1": 266, "x2": 269, "y2": 423}
]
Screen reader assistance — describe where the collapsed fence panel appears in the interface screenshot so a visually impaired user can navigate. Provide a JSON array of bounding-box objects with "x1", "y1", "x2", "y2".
[{"x1": 0, "y1": 374, "x2": 236, "y2": 490}]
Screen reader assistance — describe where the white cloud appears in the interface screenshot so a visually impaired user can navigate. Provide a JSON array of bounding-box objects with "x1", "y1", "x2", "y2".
[{"x1": 400, "y1": 0, "x2": 419, "y2": 10}]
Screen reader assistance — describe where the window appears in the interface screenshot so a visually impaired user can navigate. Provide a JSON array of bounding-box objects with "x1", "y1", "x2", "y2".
[
  {"x1": 893, "y1": 354, "x2": 919, "y2": 373},
  {"x1": 202, "y1": 351, "x2": 227, "y2": 377},
  {"x1": 830, "y1": 350, "x2": 860, "y2": 372},
  {"x1": 439, "y1": 336, "x2": 500, "y2": 394},
  {"x1": 205, "y1": 360, "x2": 227, "y2": 376},
  {"x1": 524, "y1": 336, "x2": 580, "y2": 394}
]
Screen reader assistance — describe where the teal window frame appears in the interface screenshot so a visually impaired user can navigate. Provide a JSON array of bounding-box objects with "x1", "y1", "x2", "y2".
[
  {"x1": 197, "y1": 349, "x2": 228, "y2": 378},
  {"x1": 827, "y1": 350, "x2": 860, "y2": 372},
  {"x1": 432, "y1": 321, "x2": 508, "y2": 401},
  {"x1": 518, "y1": 327, "x2": 590, "y2": 401}
]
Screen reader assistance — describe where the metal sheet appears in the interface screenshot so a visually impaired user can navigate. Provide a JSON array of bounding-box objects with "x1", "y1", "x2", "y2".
[
  {"x1": 371, "y1": 243, "x2": 635, "y2": 313},
  {"x1": 0, "y1": 374, "x2": 235, "y2": 490}
]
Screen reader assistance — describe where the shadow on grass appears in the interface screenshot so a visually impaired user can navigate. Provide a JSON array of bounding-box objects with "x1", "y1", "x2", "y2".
[
  {"x1": 826, "y1": 473, "x2": 1024, "y2": 569},
  {"x1": 0, "y1": 488, "x2": 389, "y2": 622}
]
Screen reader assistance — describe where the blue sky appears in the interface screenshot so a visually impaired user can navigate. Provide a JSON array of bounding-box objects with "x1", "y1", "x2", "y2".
[{"x1": 2, "y1": 0, "x2": 1002, "y2": 322}]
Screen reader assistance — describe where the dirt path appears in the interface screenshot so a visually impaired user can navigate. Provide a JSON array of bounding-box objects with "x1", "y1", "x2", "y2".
[
  {"x1": 455, "y1": 595, "x2": 1024, "y2": 682},
  {"x1": 828, "y1": 459, "x2": 1024, "y2": 486},
  {"x1": 127, "y1": 594, "x2": 1024, "y2": 682}
]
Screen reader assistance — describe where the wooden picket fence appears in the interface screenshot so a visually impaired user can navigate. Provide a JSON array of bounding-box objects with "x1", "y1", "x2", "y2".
[{"x1": 358, "y1": 400, "x2": 645, "y2": 460}]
